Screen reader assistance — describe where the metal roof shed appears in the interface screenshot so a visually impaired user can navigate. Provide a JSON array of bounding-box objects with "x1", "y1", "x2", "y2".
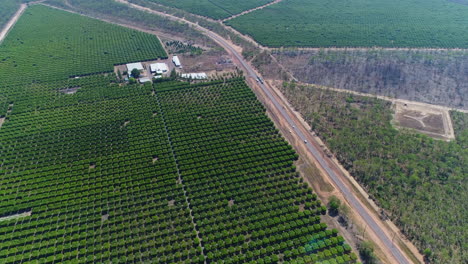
[
  {"x1": 126, "y1": 62, "x2": 144, "y2": 72},
  {"x1": 172, "y1": 56, "x2": 181, "y2": 67}
]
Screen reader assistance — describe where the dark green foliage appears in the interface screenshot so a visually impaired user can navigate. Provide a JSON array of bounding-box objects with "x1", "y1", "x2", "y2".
[
  {"x1": 281, "y1": 83, "x2": 468, "y2": 263},
  {"x1": 358, "y1": 241, "x2": 378, "y2": 264},
  {"x1": 226, "y1": 0, "x2": 468, "y2": 48},
  {"x1": 146, "y1": 0, "x2": 275, "y2": 20},
  {"x1": 166, "y1": 40, "x2": 203, "y2": 55},
  {"x1": 327, "y1": 196, "x2": 341, "y2": 215},
  {"x1": 131, "y1": 68, "x2": 141, "y2": 78}
]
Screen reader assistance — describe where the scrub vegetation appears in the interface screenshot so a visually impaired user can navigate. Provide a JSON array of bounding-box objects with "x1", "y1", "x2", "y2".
[{"x1": 280, "y1": 82, "x2": 468, "y2": 263}]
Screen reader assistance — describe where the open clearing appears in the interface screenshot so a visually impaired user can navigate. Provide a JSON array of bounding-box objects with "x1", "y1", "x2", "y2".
[{"x1": 394, "y1": 102, "x2": 455, "y2": 140}]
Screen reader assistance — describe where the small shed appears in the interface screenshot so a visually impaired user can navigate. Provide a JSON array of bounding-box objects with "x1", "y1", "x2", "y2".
[
  {"x1": 139, "y1": 77, "x2": 152, "y2": 83},
  {"x1": 126, "y1": 62, "x2": 144, "y2": 72},
  {"x1": 172, "y1": 56, "x2": 181, "y2": 67},
  {"x1": 150, "y1": 63, "x2": 169, "y2": 74}
]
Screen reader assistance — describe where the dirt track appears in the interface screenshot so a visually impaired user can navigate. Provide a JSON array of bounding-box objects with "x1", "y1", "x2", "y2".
[
  {"x1": 0, "y1": 4, "x2": 27, "y2": 44},
  {"x1": 222, "y1": 0, "x2": 283, "y2": 22}
]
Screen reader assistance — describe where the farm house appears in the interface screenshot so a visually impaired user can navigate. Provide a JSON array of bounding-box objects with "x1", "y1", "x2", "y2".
[
  {"x1": 172, "y1": 56, "x2": 181, "y2": 67},
  {"x1": 150, "y1": 63, "x2": 169, "y2": 74}
]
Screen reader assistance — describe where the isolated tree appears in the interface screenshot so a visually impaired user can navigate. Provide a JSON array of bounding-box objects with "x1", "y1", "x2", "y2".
[
  {"x1": 131, "y1": 68, "x2": 140, "y2": 78},
  {"x1": 328, "y1": 195, "x2": 341, "y2": 215},
  {"x1": 117, "y1": 69, "x2": 123, "y2": 81},
  {"x1": 169, "y1": 68, "x2": 177, "y2": 79}
]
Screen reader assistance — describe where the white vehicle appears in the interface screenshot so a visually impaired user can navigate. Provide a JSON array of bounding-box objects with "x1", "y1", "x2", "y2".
[{"x1": 304, "y1": 140, "x2": 308, "y2": 144}]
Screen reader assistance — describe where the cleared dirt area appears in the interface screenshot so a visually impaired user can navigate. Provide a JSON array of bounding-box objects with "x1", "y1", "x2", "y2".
[
  {"x1": 59, "y1": 86, "x2": 81, "y2": 94},
  {"x1": 0, "y1": 210, "x2": 32, "y2": 222},
  {"x1": 179, "y1": 51, "x2": 236, "y2": 73},
  {"x1": 393, "y1": 101, "x2": 455, "y2": 141},
  {"x1": 0, "y1": 117, "x2": 5, "y2": 128}
]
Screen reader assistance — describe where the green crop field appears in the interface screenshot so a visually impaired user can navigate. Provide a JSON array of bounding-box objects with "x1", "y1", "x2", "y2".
[
  {"x1": 0, "y1": 5, "x2": 357, "y2": 264},
  {"x1": 226, "y1": 0, "x2": 468, "y2": 48},
  {"x1": 0, "y1": 5, "x2": 167, "y2": 86},
  {"x1": 144, "y1": 0, "x2": 274, "y2": 20}
]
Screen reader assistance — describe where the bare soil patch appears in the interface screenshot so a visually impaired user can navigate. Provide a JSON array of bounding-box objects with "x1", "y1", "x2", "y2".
[
  {"x1": 228, "y1": 199, "x2": 235, "y2": 207},
  {"x1": 394, "y1": 102, "x2": 454, "y2": 140},
  {"x1": 122, "y1": 120, "x2": 131, "y2": 128},
  {"x1": 180, "y1": 52, "x2": 235, "y2": 73},
  {"x1": 168, "y1": 200, "x2": 175, "y2": 206},
  {"x1": 0, "y1": 117, "x2": 5, "y2": 128},
  {"x1": 152, "y1": 156, "x2": 159, "y2": 163},
  {"x1": 0, "y1": 210, "x2": 32, "y2": 222},
  {"x1": 59, "y1": 86, "x2": 81, "y2": 94},
  {"x1": 101, "y1": 213, "x2": 109, "y2": 222}
]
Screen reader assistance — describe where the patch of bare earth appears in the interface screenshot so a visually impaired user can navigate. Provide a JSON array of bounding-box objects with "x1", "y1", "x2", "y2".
[
  {"x1": 0, "y1": 210, "x2": 32, "y2": 222},
  {"x1": 394, "y1": 102, "x2": 454, "y2": 140},
  {"x1": 0, "y1": 117, "x2": 5, "y2": 128},
  {"x1": 168, "y1": 200, "x2": 175, "y2": 206},
  {"x1": 59, "y1": 86, "x2": 81, "y2": 94},
  {"x1": 101, "y1": 213, "x2": 109, "y2": 222},
  {"x1": 180, "y1": 52, "x2": 235, "y2": 73}
]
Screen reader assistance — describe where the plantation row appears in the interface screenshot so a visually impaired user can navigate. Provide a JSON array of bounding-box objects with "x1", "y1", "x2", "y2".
[
  {"x1": 0, "y1": 5, "x2": 166, "y2": 86},
  {"x1": 143, "y1": 0, "x2": 274, "y2": 20},
  {"x1": 226, "y1": 0, "x2": 468, "y2": 48},
  {"x1": 0, "y1": 5, "x2": 356, "y2": 263},
  {"x1": 154, "y1": 79, "x2": 357, "y2": 263},
  {"x1": 0, "y1": 77, "x2": 357, "y2": 263}
]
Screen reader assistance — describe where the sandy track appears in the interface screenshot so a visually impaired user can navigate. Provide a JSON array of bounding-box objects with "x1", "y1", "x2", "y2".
[
  {"x1": 0, "y1": 0, "x2": 47, "y2": 44},
  {"x1": 0, "y1": 4, "x2": 27, "y2": 44},
  {"x1": 222, "y1": 0, "x2": 283, "y2": 22}
]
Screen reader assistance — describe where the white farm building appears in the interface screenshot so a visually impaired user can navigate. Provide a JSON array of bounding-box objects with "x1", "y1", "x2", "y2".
[
  {"x1": 150, "y1": 63, "x2": 169, "y2": 74},
  {"x1": 139, "y1": 77, "x2": 152, "y2": 83},
  {"x1": 181, "y1": 73, "x2": 208, "y2": 80},
  {"x1": 126, "y1": 62, "x2": 144, "y2": 72},
  {"x1": 172, "y1": 56, "x2": 181, "y2": 67}
]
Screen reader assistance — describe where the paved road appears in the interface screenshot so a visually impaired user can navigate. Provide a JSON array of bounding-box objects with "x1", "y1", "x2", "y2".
[
  {"x1": 111, "y1": 1, "x2": 414, "y2": 263},
  {"x1": 204, "y1": 29, "x2": 411, "y2": 264}
]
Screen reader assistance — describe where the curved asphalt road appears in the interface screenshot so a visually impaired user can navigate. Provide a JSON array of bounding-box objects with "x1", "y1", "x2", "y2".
[{"x1": 116, "y1": 1, "x2": 412, "y2": 263}]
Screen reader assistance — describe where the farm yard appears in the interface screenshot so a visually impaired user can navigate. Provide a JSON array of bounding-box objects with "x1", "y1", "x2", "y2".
[
  {"x1": 142, "y1": 0, "x2": 275, "y2": 20},
  {"x1": 225, "y1": 0, "x2": 468, "y2": 48},
  {"x1": 0, "y1": 4, "x2": 357, "y2": 264}
]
